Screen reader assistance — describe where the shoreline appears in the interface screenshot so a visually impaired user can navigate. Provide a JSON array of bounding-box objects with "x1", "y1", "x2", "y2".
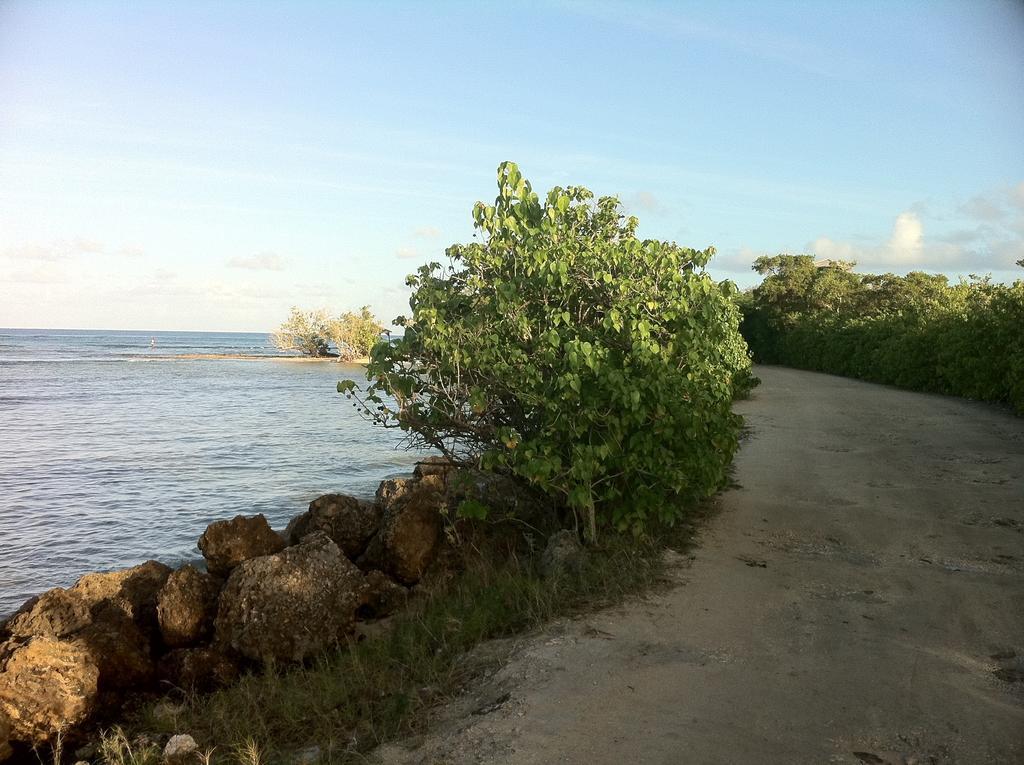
[{"x1": 136, "y1": 354, "x2": 370, "y2": 364}]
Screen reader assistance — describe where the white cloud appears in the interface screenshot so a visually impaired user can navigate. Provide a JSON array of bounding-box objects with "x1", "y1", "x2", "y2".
[
  {"x1": 886, "y1": 212, "x2": 924, "y2": 263},
  {"x1": 1009, "y1": 181, "x2": 1024, "y2": 213},
  {"x1": 73, "y1": 238, "x2": 105, "y2": 254},
  {"x1": 226, "y1": 252, "x2": 286, "y2": 271},
  {"x1": 809, "y1": 192, "x2": 1023, "y2": 272},
  {"x1": 809, "y1": 211, "x2": 950, "y2": 268},
  {"x1": 960, "y1": 195, "x2": 1005, "y2": 222},
  {"x1": 413, "y1": 226, "x2": 441, "y2": 239},
  {"x1": 395, "y1": 247, "x2": 420, "y2": 259},
  {"x1": 624, "y1": 191, "x2": 667, "y2": 215},
  {"x1": 4, "y1": 264, "x2": 71, "y2": 284},
  {"x1": 0, "y1": 239, "x2": 143, "y2": 261}
]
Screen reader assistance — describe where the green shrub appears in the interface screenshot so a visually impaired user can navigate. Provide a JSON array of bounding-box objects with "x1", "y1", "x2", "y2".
[
  {"x1": 740, "y1": 255, "x2": 1024, "y2": 412},
  {"x1": 343, "y1": 162, "x2": 752, "y2": 539}
]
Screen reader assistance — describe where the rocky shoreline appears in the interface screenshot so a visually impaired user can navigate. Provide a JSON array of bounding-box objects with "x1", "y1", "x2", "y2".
[{"x1": 0, "y1": 458, "x2": 545, "y2": 763}]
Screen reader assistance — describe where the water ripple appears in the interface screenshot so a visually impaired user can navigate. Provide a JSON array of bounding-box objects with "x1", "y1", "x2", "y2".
[{"x1": 0, "y1": 329, "x2": 424, "y2": 616}]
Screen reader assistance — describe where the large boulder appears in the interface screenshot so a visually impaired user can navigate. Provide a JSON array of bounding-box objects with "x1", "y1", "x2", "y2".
[
  {"x1": 445, "y1": 469, "x2": 546, "y2": 520},
  {"x1": 198, "y1": 514, "x2": 285, "y2": 576},
  {"x1": 67, "y1": 560, "x2": 172, "y2": 640},
  {"x1": 284, "y1": 494, "x2": 381, "y2": 557},
  {"x1": 413, "y1": 456, "x2": 455, "y2": 479},
  {"x1": 378, "y1": 488, "x2": 444, "y2": 585},
  {"x1": 157, "y1": 646, "x2": 240, "y2": 693},
  {"x1": 3, "y1": 589, "x2": 91, "y2": 640},
  {"x1": 214, "y1": 532, "x2": 365, "y2": 663},
  {"x1": 71, "y1": 607, "x2": 154, "y2": 690},
  {"x1": 0, "y1": 710, "x2": 12, "y2": 762},
  {"x1": 374, "y1": 477, "x2": 417, "y2": 509},
  {"x1": 0, "y1": 637, "x2": 99, "y2": 749},
  {"x1": 157, "y1": 565, "x2": 221, "y2": 648}
]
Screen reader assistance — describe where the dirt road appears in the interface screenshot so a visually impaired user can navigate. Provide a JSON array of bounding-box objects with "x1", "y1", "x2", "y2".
[{"x1": 374, "y1": 366, "x2": 1024, "y2": 764}]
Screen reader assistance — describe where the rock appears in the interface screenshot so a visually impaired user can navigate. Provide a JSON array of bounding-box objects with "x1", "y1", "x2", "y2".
[
  {"x1": 72, "y1": 607, "x2": 154, "y2": 690},
  {"x1": 0, "y1": 711, "x2": 11, "y2": 763},
  {"x1": 0, "y1": 637, "x2": 99, "y2": 748},
  {"x1": 3, "y1": 561, "x2": 172, "y2": 647},
  {"x1": 354, "y1": 532, "x2": 386, "y2": 573},
  {"x1": 283, "y1": 511, "x2": 311, "y2": 545},
  {"x1": 157, "y1": 565, "x2": 221, "y2": 648},
  {"x1": 3, "y1": 589, "x2": 91, "y2": 640},
  {"x1": 287, "y1": 494, "x2": 382, "y2": 557},
  {"x1": 214, "y1": 533, "x2": 365, "y2": 663},
  {"x1": 445, "y1": 469, "x2": 547, "y2": 522},
  {"x1": 358, "y1": 571, "x2": 409, "y2": 619},
  {"x1": 540, "y1": 530, "x2": 586, "y2": 578},
  {"x1": 163, "y1": 733, "x2": 198, "y2": 764},
  {"x1": 157, "y1": 646, "x2": 239, "y2": 693},
  {"x1": 413, "y1": 456, "x2": 454, "y2": 478},
  {"x1": 379, "y1": 489, "x2": 444, "y2": 585},
  {"x1": 69, "y1": 560, "x2": 173, "y2": 640},
  {"x1": 375, "y1": 477, "x2": 417, "y2": 509},
  {"x1": 197, "y1": 514, "x2": 285, "y2": 577}
]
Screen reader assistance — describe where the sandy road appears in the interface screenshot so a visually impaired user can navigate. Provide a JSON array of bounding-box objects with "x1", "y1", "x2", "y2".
[{"x1": 374, "y1": 366, "x2": 1024, "y2": 764}]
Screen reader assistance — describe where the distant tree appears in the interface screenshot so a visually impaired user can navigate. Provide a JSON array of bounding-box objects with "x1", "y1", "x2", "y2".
[
  {"x1": 329, "y1": 306, "x2": 384, "y2": 361},
  {"x1": 1017, "y1": 258, "x2": 1023, "y2": 269},
  {"x1": 271, "y1": 308, "x2": 332, "y2": 356},
  {"x1": 271, "y1": 306, "x2": 384, "y2": 360}
]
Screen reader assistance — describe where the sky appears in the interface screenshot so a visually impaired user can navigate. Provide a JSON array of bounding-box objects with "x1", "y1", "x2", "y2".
[{"x1": 1, "y1": 0, "x2": 1022, "y2": 332}]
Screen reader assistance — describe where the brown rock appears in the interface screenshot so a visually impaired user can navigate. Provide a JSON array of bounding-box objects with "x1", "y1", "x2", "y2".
[
  {"x1": 445, "y1": 469, "x2": 546, "y2": 520},
  {"x1": 283, "y1": 510, "x2": 311, "y2": 545},
  {"x1": 197, "y1": 514, "x2": 285, "y2": 576},
  {"x1": 0, "y1": 710, "x2": 12, "y2": 762},
  {"x1": 540, "y1": 529, "x2": 586, "y2": 579},
  {"x1": 68, "y1": 560, "x2": 172, "y2": 639},
  {"x1": 358, "y1": 571, "x2": 409, "y2": 619},
  {"x1": 286, "y1": 494, "x2": 381, "y2": 558},
  {"x1": 72, "y1": 607, "x2": 154, "y2": 690},
  {"x1": 413, "y1": 456, "x2": 454, "y2": 478},
  {"x1": 375, "y1": 477, "x2": 417, "y2": 509},
  {"x1": 214, "y1": 532, "x2": 365, "y2": 663},
  {"x1": 380, "y1": 489, "x2": 443, "y2": 585},
  {"x1": 157, "y1": 646, "x2": 240, "y2": 693},
  {"x1": 3, "y1": 589, "x2": 90, "y2": 640},
  {"x1": 354, "y1": 532, "x2": 385, "y2": 573},
  {"x1": 0, "y1": 637, "x2": 99, "y2": 748},
  {"x1": 157, "y1": 565, "x2": 221, "y2": 648}
]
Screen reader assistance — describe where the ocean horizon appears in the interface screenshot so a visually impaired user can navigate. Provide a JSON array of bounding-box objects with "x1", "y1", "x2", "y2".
[{"x1": 0, "y1": 328, "x2": 422, "y2": 616}]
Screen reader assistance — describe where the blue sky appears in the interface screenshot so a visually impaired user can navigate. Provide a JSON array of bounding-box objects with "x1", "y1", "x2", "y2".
[{"x1": 1, "y1": 0, "x2": 1022, "y2": 331}]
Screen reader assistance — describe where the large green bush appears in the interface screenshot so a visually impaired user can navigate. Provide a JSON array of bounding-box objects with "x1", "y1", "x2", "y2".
[
  {"x1": 342, "y1": 162, "x2": 753, "y2": 539},
  {"x1": 740, "y1": 255, "x2": 1024, "y2": 412}
]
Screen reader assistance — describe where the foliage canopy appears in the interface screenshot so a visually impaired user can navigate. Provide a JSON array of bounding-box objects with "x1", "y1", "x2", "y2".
[
  {"x1": 272, "y1": 306, "x2": 383, "y2": 361},
  {"x1": 342, "y1": 162, "x2": 753, "y2": 539},
  {"x1": 740, "y1": 254, "x2": 1024, "y2": 412}
]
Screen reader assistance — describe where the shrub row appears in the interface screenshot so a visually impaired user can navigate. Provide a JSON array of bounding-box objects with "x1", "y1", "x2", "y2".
[{"x1": 739, "y1": 255, "x2": 1024, "y2": 413}]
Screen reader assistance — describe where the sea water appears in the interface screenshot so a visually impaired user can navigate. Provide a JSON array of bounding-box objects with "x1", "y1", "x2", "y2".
[{"x1": 0, "y1": 328, "x2": 422, "y2": 616}]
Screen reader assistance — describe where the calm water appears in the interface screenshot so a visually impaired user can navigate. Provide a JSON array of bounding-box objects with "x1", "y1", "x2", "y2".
[{"x1": 0, "y1": 329, "x2": 422, "y2": 616}]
